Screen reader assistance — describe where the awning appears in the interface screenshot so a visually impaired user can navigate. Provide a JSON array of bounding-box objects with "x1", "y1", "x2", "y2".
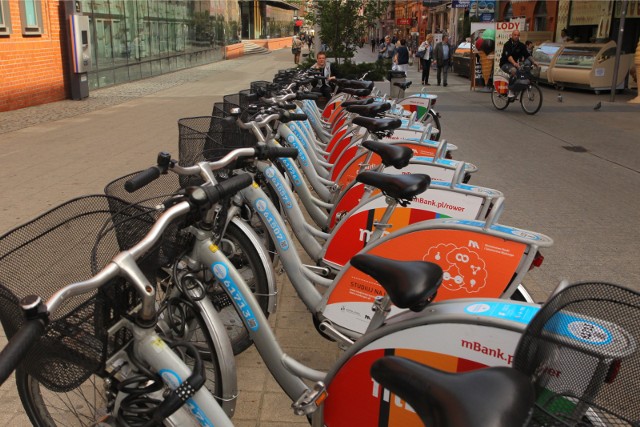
[{"x1": 265, "y1": 0, "x2": 299, "y2": 11}]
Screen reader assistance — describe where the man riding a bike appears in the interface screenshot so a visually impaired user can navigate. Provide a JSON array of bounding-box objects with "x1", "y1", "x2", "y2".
[{"x1": 499, "y1": 30, "x2": 538, "y2": 99}]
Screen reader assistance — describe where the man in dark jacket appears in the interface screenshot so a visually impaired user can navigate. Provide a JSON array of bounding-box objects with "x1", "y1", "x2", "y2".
[
  {"x1": 433, "y1": 34, "x2": 453, "y2": 86},
  {"x1": 499, "y1": 30, "x2": 539, "y2": 98}
]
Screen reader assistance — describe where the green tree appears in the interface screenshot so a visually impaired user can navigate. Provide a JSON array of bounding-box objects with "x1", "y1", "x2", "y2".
[{"x1": 307, "y1": 0, "x2": 385, "y2": 64}]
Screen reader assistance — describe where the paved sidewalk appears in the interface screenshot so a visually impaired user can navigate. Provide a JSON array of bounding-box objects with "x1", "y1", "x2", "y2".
[{"x1": 1, "y1": 45, "x2": 639, "y2": 426}]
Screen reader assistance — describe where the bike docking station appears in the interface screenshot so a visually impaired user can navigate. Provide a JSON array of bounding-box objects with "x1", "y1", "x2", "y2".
[
  {"x1": 326, "y1": 157, "x2": 477, "y2": 229},
  {"x1": 318, "y1": 197, "x2": 553, "y2": 338}
]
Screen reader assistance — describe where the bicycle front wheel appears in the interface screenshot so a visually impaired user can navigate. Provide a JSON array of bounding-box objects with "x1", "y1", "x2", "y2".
[
  {"x1": 491, "y1": 89, "x2": 509, "y2": 110},
  {"x1": 520, "y1": 84, "x2": 543, "y2": 115},
  {"x1": 216, "y1": 220, "x2": 270, "y2": 355},
  {"x1": 17, "y1": 308, "x2": 223, "y2": 426}
]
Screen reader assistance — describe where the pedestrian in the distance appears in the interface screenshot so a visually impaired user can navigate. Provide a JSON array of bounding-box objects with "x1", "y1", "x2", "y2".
[
  {"x1": 307, "y1": 35, "x2": 313, "y2": 51},
  {"x1": 434, "y1": 34, "x2": 453, "y2": 86},
  {"x1": 371, "y1": 38, "x2": 376, "y2": 52},
  {"x1": 292, "y1": 35, "x2": 303, "y2": 65},
  {"x1": 379, "y1": 36, "x2": 396, "y2": 62},
  {"x1": 393, "y1": 39, "x2": 410, "y2": 73},
  {"x1": 417, "y1": 34, "x2": 434, "y2": 85}
]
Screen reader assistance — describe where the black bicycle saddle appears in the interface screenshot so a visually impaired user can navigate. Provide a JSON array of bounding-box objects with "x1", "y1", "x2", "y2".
[
  {"x1": 341, "y1": 97, "x2": 374, "y2": 108},
  {"x1": 361, "y1": 140, "x2": 412, "y2": 169},
  {"x1": 393, "y1": 81, "x2": 412, "y2": 90},
  {"x1": 345, "y1": 102, "x2": 391, "y2": 117},
  {"x1": 350, "y1": 254, "x2": 441, "y2": 311},
  {"x1": 371, "y1": 357, "x2": 535, "y2": 427},
  {"x1": 355, "y1": 171, "x2": 429, "y2": 201},
  {"x1": 336, "y1": 79, "x2": 375, "y2": 90},
  {"x1": 340, "y1": 87, "x2": 372, "y2": 97},
  {"x1": 352, "y1": 116, "x2": 401, "y2": 133}
]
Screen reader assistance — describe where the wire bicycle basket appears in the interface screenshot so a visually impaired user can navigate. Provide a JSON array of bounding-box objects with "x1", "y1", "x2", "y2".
[
  {"x1": 104, "y1": 172, "x2": 191, "y2": 267},
  {"x1": 513, "y1": 282, "x2": 640, "y2": 426},
  {"x1": 177, "y1": 114, "x2": 257, "y2": 189},
  {"x1": 0, "y1": 195, "x2": 161, "y2": 392}
]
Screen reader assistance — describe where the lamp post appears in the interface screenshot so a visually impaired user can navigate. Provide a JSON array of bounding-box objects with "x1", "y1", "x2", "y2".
[{"x1": 610, "y1": 0, "x2": 627, "y2": 102}]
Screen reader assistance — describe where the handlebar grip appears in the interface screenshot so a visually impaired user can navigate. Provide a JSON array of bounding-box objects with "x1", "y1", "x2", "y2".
[
  {"x1": 289, "y1": 113, "x2": 308, "y2": 121},
  {"x1": 256, "y1": 146, "x2": 299, "y2": 161},
  {"x1": 124, "y1": 166, "x2": 162, "y2": 193},
  {"x1": 279, "y1": 111, "x2": 308, "y2": 123},
  {"x1": 202, "y1": 173, "x2": 253, "y2": 205},
  {"x1": 296, "y1": 92, "x2": 320, "y2": 101},
  {"x1": 0, "y1": 319, "x2": 46, "y2": 386},
  {"x1": 278, "y1": 102, "x2": 297, "y2": 110}
]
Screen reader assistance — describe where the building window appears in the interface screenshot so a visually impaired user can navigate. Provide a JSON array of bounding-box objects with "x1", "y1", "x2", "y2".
[
  {"x1": 20, "y1": 0, "x2": 43, "y2": 35},
  {"x1": 503, "y1": 2, "x2": 513, "y2": 21},
  {"x1": 0, "y1": 0, "x2": 12, "y2": 35},
  {"x1": 534, "y1": 1, "x2": 547, "y2": 31}
]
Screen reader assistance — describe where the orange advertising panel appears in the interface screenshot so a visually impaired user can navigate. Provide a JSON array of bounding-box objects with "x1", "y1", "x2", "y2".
[
  {"x1": 330, "y1": 145, "x2": 363, "y2": 181},
  {"x1": 326, "y1": 128, "x2": 349, "y2": 156},
  {"x1": 327, "y1": 229, "x2": 527, "y2": 309},
  {"x1": 322, "y1": 322, "x2": 515, "y2": 427},
  {"x1": 328, "y1": 134, "x2": 355, "y2": 165},
  {"x1": 330, "y1": 183, "x2": 366, "y2": 229},
  {"x1": 324, "y1": 207, "x2": 444, "y2": 267},
  {"x1": 331, "y1": 114, "x2": 348, "y2": 135},
  {"x1": 329, "y1": 106, "x2": 346, "y2": 129},
  {"x1": 335, "y1": 143, "x2": 438, "y2": 188},
  {"x1": 323, "y1": 100, "x2": 340, "y2": 120}
]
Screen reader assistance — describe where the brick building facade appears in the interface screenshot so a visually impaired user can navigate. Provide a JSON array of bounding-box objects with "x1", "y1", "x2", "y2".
[{"x1": 0, "y1": 1, "x2": 68, "y2": 112}]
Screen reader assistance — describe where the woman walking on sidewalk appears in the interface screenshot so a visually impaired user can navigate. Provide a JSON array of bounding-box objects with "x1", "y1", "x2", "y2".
[
  {"x1": 417, "y1": 34, "x2": 433, "y2": 85},
  {"x1": 292, "y1": 35, "x2": 303, "y2": 65}
]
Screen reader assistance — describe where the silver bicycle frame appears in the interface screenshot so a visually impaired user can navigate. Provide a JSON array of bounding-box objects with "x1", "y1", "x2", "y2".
[{"x1": 188, "y1": 235, "x2": 325, "y2": 401}]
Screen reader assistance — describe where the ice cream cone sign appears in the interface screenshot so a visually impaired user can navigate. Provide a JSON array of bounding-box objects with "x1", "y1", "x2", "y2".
[{"x1": 479, "y1": 51, "x2": 494, "y2": 86}]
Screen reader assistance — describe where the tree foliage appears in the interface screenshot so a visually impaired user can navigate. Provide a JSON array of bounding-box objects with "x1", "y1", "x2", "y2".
[{"x1": 307, "y1": 0, "x2": 385, "y2": 63}]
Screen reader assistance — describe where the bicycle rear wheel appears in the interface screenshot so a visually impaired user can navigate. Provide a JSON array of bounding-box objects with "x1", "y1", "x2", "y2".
[
  {"x1": 520, "y1": 84, "x2": 543, "y2": 115},
  {"x1": 424, "y1": 109, "x2": 442, "y2": 141},
  {"x1": 491, "y1": 89, "x2": 509, "y2": 110},
  {"x1": 17, "y1": 308, "x2": 223, "y2": 426}
]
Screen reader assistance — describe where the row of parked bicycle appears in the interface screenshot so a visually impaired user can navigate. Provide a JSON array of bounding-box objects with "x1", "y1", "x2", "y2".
[{"x1": 0, "y1": 68, "x2": 637, "y2": 427}]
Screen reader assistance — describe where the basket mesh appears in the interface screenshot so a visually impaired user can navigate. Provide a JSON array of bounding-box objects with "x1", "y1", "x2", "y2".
[
  {"x1": 513, "y1": 282, "x2": 640, "y2": 426},
  {"x1": 250, "y1": 80, "x2": 276, "y2": 98},
  {"x1": 104, "y1": 172, "x2": 191, "y2": 266},
  {"x1": 178, "y1": 115, "x2": 256, "y2": 169},
  {"x1": 0, "y1": 195, "x2": 159, "y2": 391}
]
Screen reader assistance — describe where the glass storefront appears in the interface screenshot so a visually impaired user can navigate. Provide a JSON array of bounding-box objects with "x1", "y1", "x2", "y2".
[{"x1": 81, "y1": 0, "x2": 226, "y2": 89}]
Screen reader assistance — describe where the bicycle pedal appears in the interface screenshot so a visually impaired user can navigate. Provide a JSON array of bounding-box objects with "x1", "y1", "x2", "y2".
[{"x1": 291, "y1": 382, "x2": 328, "y2": 416}]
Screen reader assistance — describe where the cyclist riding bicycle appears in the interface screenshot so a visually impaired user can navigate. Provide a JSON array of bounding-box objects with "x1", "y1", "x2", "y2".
[{"x1": 499, "y1": 29, "x2": 538, "y2": 99}]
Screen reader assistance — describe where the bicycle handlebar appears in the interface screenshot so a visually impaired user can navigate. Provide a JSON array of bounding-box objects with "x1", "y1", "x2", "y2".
[
  {"x1": 255, "y1": 145, "x2": 299, "y2": 161},
  {"x1": 125, "y1": 166, "x2": 162, "y2": 193},
  {"x1": 296, "y1": 92, "x2": 319, "y2": 101},
  {"x1": 0, "y1": 315, "x2": 46, "y2": 385},
  {"x1": 0, "y1": 172, "x2": 255, "y2": 387}
]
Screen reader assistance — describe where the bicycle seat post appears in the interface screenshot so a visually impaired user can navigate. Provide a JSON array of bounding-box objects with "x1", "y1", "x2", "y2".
[{"x1": 365, "y1": 295, "x2": 392, "y2": 333}]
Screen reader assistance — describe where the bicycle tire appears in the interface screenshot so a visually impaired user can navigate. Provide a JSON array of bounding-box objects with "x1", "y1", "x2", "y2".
[
  {"x1": 16, "y1": 306, "x2": 223, "y2": 426},
  {"x1": 425, "y1": 109, "x2": 442, "y2": 141},
  {"x1": 491, "y1": 89, "x2": 509, "y2": 110},
  {"x1": 520, "y1": 84, "x2": 543, "y2": 115},
  {"x1": 216, "y1": 221, "x2": 270, "y2": 355},
  {"x1": 252, "y1": 174, "x2": 279, "y2": 260}
]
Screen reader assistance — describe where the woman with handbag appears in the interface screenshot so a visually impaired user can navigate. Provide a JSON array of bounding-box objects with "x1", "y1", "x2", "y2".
[
  {"x1": 292, "y1": 36, "x2": 303, "y2": 65},
  {"x1": 417, "y1": 34, "x2": 434, "y2": 85}
]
